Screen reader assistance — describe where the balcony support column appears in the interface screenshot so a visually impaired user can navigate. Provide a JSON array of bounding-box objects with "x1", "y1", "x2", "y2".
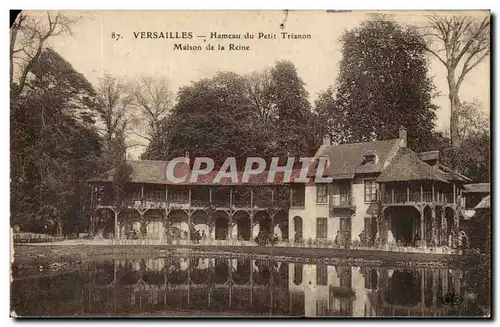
[
  {"x1": 188, "y1": 188, "x2": 192, "y2": 208},
  {"x1": 209, "y1": 188, "x2": 212, "y2": 204},
  {"x1": 432, "y1": 182, "x2": 435, "y2": 202},
  {"x1": 420, "y1": 184, "x2": 423, "y2": 203},
  {"x1": 453, "y1": 208, "x2": 459, "y2": 249},
  {"x1": 391, "y1": 188, "x2": 394, "y2": 204},
  {"x1": 453, "y1": 184, "x2": 456, "y2": 205},
  {"x1": 228, "y1": 212, "x2": 234, "y2": 240},
  {"x1": 407, "y1": 184, "x2": 410, "y2": 203},
  {"x1": 187, "y1": 211, "x2": 192, "y2": 242},
  {"x1": 431, "y1": 206, "x2": 437, "y2": 247},
  {"x1": 250, "y1": 212, "x2": 254, "y2": 243},
  {"x1": 441, "y1": 208, "x2": 447, "y2": 246},
  {"x1": 229, "y1": 188, "x2": 233, "y2": 208},
  {"x1": 420, "y1": 206, "x2": 425, "y2": 248}
]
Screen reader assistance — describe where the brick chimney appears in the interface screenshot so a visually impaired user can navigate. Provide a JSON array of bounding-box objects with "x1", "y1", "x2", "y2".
[{"x1": 399, "y1": 126, "x2": 407, "y2": 147}]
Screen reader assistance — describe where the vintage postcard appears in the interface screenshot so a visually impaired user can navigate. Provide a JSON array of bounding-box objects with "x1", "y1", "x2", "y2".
[{"x1": 10, "y1": 10, "x2": 491, "y2": 318}]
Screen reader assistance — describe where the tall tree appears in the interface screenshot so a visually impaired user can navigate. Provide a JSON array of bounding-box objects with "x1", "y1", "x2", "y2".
[
  {"x1": 440, "y1": 100, "x2": 490, "y2": 182},
  {"x1": 268, "y1": 60, "x2": 318, "y2": 157},
  {"x1": 129, "y1": 76, "x2": 174, "y2": 143},
  {"x1": 95, "y1": 74, "x2": 132, "y2": 145},
  {"x1": 334, "y1": 17, "x2": 437, "y2": 151},
  {"x1": 314, "y1": 86, "x2": 349, "y2": 145},
  {"x1": 142, "y1": 72, "x2": 263, "y2": 166},
  {"x1": 10, "y1": 11, "x2": 78, "y2": 98},
  {"x1": 11, "y1": 48, "x2": 103, "y2": 234},
  {"x1": 423, "y1": 14, "x2": 490, "y2": 147}
]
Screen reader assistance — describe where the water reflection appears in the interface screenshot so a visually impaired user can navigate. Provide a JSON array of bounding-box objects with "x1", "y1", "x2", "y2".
[{"x1": 11, "y1": 256, "x2": 471, "y2": 317}]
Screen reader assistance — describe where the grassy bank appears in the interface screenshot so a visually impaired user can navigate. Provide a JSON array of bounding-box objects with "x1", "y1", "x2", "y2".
[{"x1": 13, "y1": 243, "x2": 460, "y2": 269}]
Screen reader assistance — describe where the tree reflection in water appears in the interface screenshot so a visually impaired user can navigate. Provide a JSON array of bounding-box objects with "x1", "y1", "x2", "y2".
[{"x1": 10, "y1": 255, "x2": 489, "y2": 317}]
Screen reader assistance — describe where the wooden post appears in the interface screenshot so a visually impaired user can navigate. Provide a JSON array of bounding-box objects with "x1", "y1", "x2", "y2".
[
  {"x1": 453, "y1": 209, "x2": 459, "y2": 248},
  {"x1": 250, "y1": 212, "x2": 254, "y2": 242},
  {"x1": 391, "y1": 188, "x2": 395, "y2": 203},
  {"x1": 188, "y1": 188, "x2": 192, "y2": 207},
  {"x1": 188, "y1": 212, "x2": 192, "y2": 242},
  {"x1": 432, "y1": 182, "x2": 435, "y2": 202},
  {"x1": 165, "y1": 186, "x2": 168, "y2": 204},
  {"x1": 441, "y1": 209, "x2": 447, "y2": 247},
  {"x1": 271, "y1": 188, "x2": 275, "y2": 206},
  {"x1": 141, "y1": 185, "x2": 144, "y2": 199},
  {"x1": 289, "y1": 187, "x2": 293, "y2": 207},
  {"x1": 229, "y1": 188, "x2": 233, "y2": 208},
  {"x1": 407, "y1": 184, "x2": 410, "y2": 203},
  {"x1": 229, "y1": 213, "x2": 233, "y2": 240},
  {"x1": 420, "y1": 184, "x2": 423, "y2": 203},
  {"x1": 420, "y1": 206, "x2": 425, "y2": 247},
  {"x1": 453, "y1": 184, "x2": 456, "y2": 205},
  {"x1": 250, "y1": 189, "x2": 254, "y2": 208},
  {"x1": 209, "y1": 187, "x2": 212, "y2": 204},
  {"x1": 431, "y1": 207, "x2": 437, "y2": 247}
]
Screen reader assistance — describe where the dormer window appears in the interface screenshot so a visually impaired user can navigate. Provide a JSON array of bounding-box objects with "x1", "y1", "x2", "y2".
[{"x1": 362, "y1": 152, "x2": 378, "y2": 165}]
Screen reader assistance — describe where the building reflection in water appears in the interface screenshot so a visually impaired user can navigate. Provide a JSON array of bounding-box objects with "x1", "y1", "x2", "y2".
[{"x1": 11, "y1": 256, "x2": 464, "y2": 317}]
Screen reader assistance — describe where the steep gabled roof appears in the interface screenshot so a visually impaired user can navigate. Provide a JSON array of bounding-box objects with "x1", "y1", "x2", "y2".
[
  {"x1": 314, "y1": 139, "x2": 400, "y2": 179},
  {"x1": 376, "y1": 147, "x2": 449, "y2": 183}
]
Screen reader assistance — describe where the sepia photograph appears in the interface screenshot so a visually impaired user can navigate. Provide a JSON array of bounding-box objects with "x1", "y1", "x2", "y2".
[{"x1": 9, "y1": 10, "x2": 491, "y2": 318}]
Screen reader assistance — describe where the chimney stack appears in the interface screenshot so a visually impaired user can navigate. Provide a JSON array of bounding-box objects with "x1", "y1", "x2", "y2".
[
  {"x1": 399, "y1": 126, "x2": 407, "y2": 147},
  {"x1": 322, "y1": 133, "x2": 332, "y2": 146}
]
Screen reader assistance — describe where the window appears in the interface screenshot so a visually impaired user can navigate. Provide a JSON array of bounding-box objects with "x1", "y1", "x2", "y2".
[
  {"x1": 362, "y1": 154, "x2": 376, "y2": 165},
  {"x1": 317, "y1": 217, "x2": 328, "y2": 239},
  {"x1": 339, "y1": 185, "x2": 350, "y2": 204},
  {"x1": 364, "y1": 179, "x2": 378, "y2": 203},
  {"x1": 293, "y1": 263, "x2": 303, "y2": 285},
  {"x1": 316, "y1": 184, "x2": 328, "y2": 204},
  {"x1": 291, "y1": 185, "x2": 305, "y2": 207},
  {"x1": 316, "y1": 264, "x2": 328, "y2": 285}
]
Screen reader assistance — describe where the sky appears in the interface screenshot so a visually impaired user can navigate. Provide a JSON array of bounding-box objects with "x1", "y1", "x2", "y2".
[{"x1": 29, "y1": 10, "x2": 490, "y2": 157}]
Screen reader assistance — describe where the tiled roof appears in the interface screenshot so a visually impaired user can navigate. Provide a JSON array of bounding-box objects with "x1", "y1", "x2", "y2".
[
  {"x1": 463, "y1": 183, "x2": 490, "y2": 194},
  {"x1": 88, "y1": 160, "x2": 309, "y2": 185},
  {"x1": 314, "y1": 139, "x2": 400, "y2": 178},
  {"x1": 376, "y1": 147, "x2": 449, "y2": 183}
]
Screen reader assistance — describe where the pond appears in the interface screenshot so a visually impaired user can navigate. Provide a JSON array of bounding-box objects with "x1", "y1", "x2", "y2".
[{"x1": 10, "y1": 255, "x2": 490, "y2": 317}]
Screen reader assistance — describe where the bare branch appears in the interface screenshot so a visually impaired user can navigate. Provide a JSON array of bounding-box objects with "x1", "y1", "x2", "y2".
[{"x1": 10, "y1": 11, "x2": 80, "y2": 98}]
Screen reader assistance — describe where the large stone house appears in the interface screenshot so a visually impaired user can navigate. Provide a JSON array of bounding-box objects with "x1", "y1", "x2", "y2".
[{"x1": 89, "y1": 127, "x2": 472, "y2": 250}]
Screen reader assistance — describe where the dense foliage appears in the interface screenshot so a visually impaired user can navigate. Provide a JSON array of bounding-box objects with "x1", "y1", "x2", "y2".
[
  {"x1": 142, "y1": 61, "x2": 322, "y2": 166},
  {"x1": 11, "y1": 49, "x2": 103, "y2": 234},
  {"x1": 322, "y1": 18, "x2": 438, "y2": 151}
]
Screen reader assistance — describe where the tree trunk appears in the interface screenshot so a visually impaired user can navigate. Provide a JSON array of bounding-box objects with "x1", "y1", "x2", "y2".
[
  {"x1": 10, "y1": 23, "x2": 18, "y2": 87},
  {"x1": 448, "y1": 72, "x2": 461, "y2": 148}
]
